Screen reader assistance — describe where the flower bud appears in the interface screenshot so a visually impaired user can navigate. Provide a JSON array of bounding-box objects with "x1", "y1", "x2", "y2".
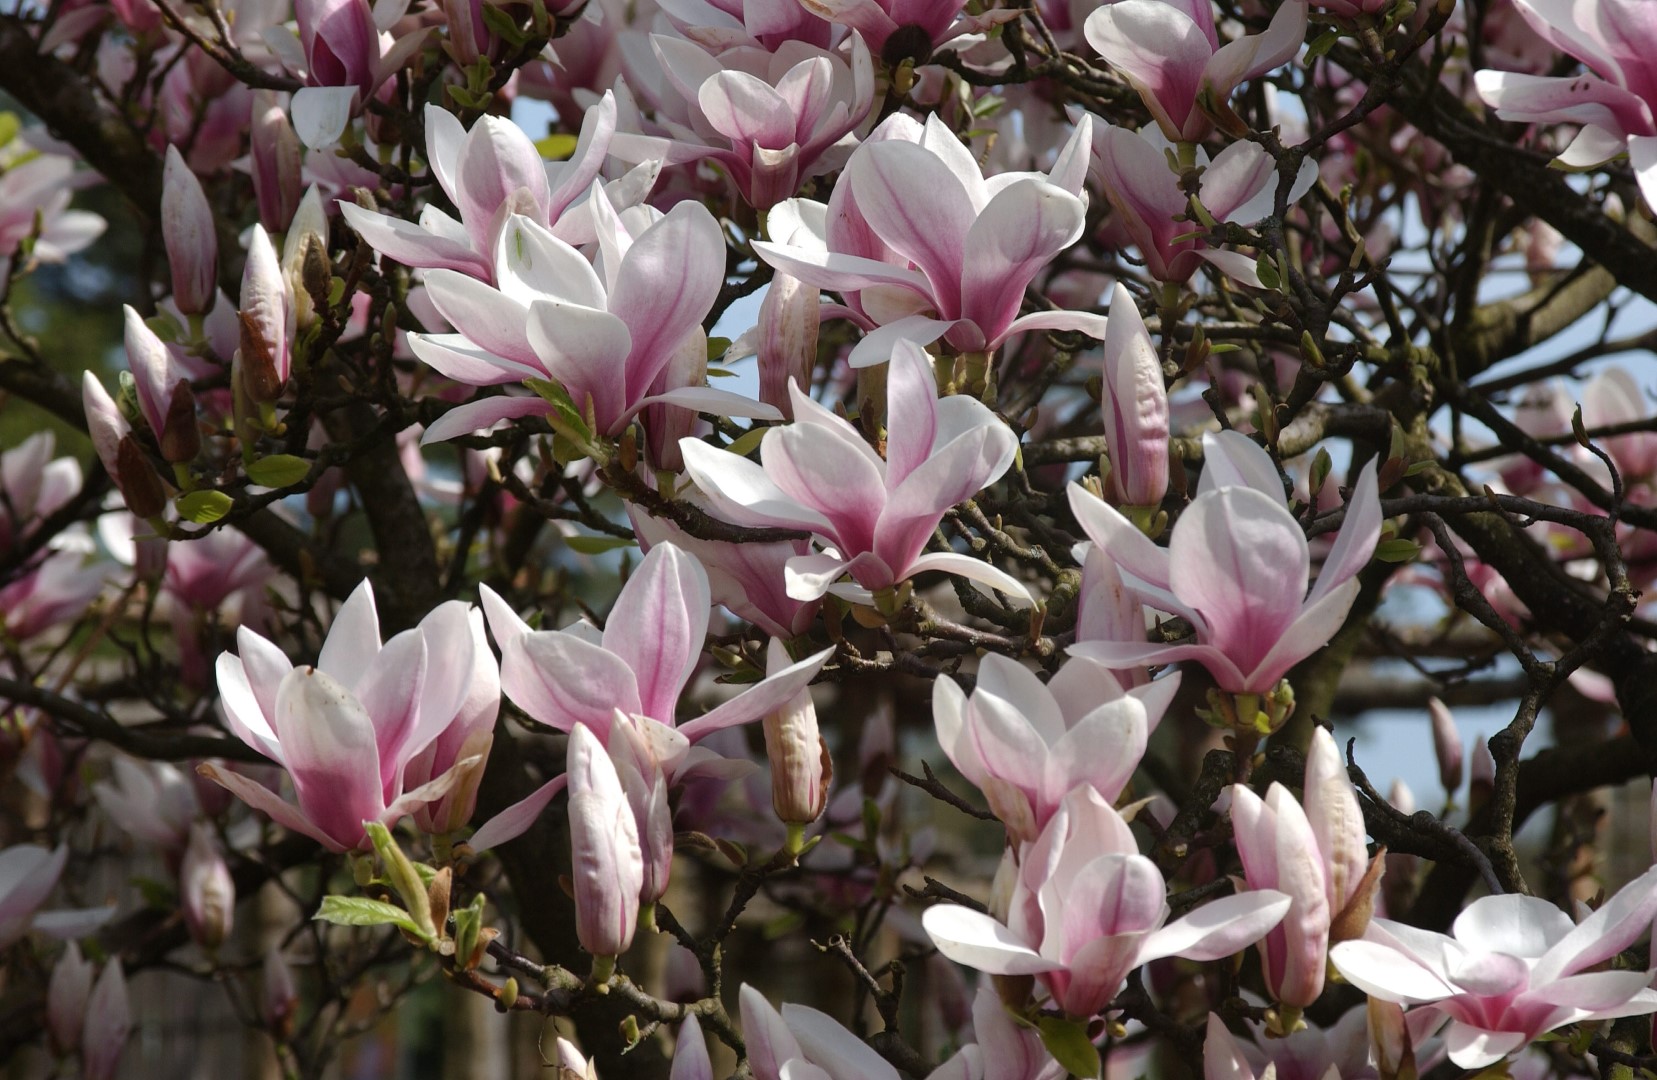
[
  {"x1": 607, "y1": 714, "x2": 674, "y2": 907},
  {"x1": 566, "y1": 724, "x2": 643, "y2": 962},
  {"x1": 761, "y1": 639, "x2": 830, "y2": 832},
  {"x1": 47, "y1": 941, "x2": 93, "y2": 1056},
  {"x1": 671, "y1": 1013, "x2": 712, "y2": 1080},
  {"x1": 161, "y1": 145, "x2": 217, "y2": 315},
  {"x1": 757, "y1": 272, "x2": 820, "y2": 417},
  {"x1": 82, "y1": 959, "x2": 131, "y2": 1080},
  {"x1": 1100, "y1": 283, "x2": 1169, "y2": 508},
  {"x1": 251, "y1": 91, "x2": 302, "y2": 233},
  {"x1": 282, "y1": 186, "x2": 330, "y2": 330},
  {"x1": 1469, "y1": 732, "x2": 1494, "y2": 810},
  {"x1": 180, "y1": 823, "x2": 234, "y2": 950},
  {"x1": 122, "y1": 305, "x2": 190, "y2": 453},
  {"x1": 262, "y1": 947, "x2": 297, "y2": 1039},
  {"x1": 238, "y1": 224, "x2": 293, "y2": 404},
  {"x1": 82, "y1": 372, "x2": 131, "y2": 486},
  {"x1": 1427, "y1": 697, "x2": 1463, "y2": 795},
  {"x1": 116, "y1": 435, "x2": 168, "y2": 519}
]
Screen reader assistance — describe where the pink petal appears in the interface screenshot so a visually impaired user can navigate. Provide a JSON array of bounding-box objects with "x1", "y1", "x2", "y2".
[
  {"x1": 501, "y1": 631, "x2": 642, "y2": 739},
  {"x1": 604, "y1": 544, "x2": 712, "y2": 722},
  {"x1": 466, "y1": 776, "x2": 568, "y2": 851}
]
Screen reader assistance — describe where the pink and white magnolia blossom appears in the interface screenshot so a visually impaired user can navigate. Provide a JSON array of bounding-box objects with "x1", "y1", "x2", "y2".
[
  {"x1": 933, "y1": 652, "x2": 1179, "y2": 841},
  {"x1": 566, "y1": 723, "x2": 645, "y2": 961},
  {"x1": 1201, "y1": 1005, "x2": 1444, "y2": 1080},
  {"x1": 753, "y1": 112, "x2": 1105, "y2": 367},
  {"x1": 1088, "y1": 121, "x2": 1319, "y2": 284},
  {"x1": 654, "y1": 0, "x2": 834, "y2": 52},
  {"x1": 789, "y1": 0, "x2": 985, "y2": 64},
  {"x1": 923, "y1": 785, "x2": 1291, "y2": 1018},
  {"x1": 265, "y1": 0, "x2": 431, "y2": 148},
  {"x1": 410, "y1": 197, "x2": 780, "y2": 444},
  {"x1": 0, "y1": 432, "x2": 80, "y2": 551},
  {"x1": 161, "y1": 145, "x2": 218, "y2": 316},
  {"x1": 611, "y1": 35, "x2": 874, "y2": 210},
  {"x1": 1068, "y1": 430, "x2": 1381, "y2": 695},
  {"x1": 207, "y1": 580, "x2": 521, "y2": 852},
  {"x1": 0, "y1": 148, "x2": 106, "y2": 279},
  {"x1": 1073, "y1": 542, "x2": 1150, "y2": 688},
  {"x1": 670, "y1": 1013, "x2": 713, "y2": 1080},
  {"x1": 338, "y1": 97, "x2": 618, "y2": 281},
  {"x1": 1229, "y1": 727, "x2": 1382, "y2": 1009},
  {"x1": 93, "y1": 759, "x2": 198, "y2": 853},
  {"x1": 1084, "y1": 0, "x2": 1309, "y2": 143},
  {"x1": 81, "y1": 958, "x2": 131, "y2": 1080},
  {"x1": 1331, "y1": 864, "x2": 1657, "y2": 1069},
  {"x1": 1097, "y1": 282, "x2": 1170, "y2": 508},
  {"x1": 0, "y1": 844, "x2": 113, "y2": 948},
  {"x1": 482, "y1": 542, "x2": 832, "y2": 758},
  {"x1": 741, "y1": 983, "x2": 904, "y2": 1080},
  {"x1": 1475, "y1": 0, "x2": 1657, "y2": 208},
  {"x1": 679, "y1": 339, "x2": 1031, "y2": 604}
]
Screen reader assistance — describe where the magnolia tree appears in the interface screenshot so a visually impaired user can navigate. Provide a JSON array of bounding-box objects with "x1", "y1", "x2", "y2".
[{"x1": 4, "y1": 0, "x2": 1657, "y2": 1076}]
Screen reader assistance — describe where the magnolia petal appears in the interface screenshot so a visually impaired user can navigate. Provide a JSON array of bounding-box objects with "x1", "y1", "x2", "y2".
[{"x1": 1139, "y1": 889, "x2": 1291, "y2": 964}]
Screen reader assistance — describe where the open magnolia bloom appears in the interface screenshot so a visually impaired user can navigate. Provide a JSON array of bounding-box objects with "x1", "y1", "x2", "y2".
[
  {"x1": 741, "y1": 983, "x2": 903, "y2": 1080},
  {"x1": 934, "y1": 652, "x2": 1180, "y2": 841},
  {"x1": 752, "y1": 112, "x2": 1105, "y2": 367},
  {"x1": 1083, "y1": 0, "x2": 1308, "y2": 142},
  {"x1": 1475, "y1": 0, "x2": 1657, "y2": 209},
  {"x1": 680, "y1": 338, "x2": 1030, "y2": 605},
  {"x1": 1068, "y1": 430, "x2": 1381, "y2": 696},
  {"x1": 482, "y1": 542, "x2": 832, "y2": 765},
  {"x1": 411, "y1": 195, "x2": 779, "y2": 444},
  {"x1": 209, "y1": 581, "x2": 517, "y2": 852},
  {"x1": 339, "y1": 98, "x2": 618, "y2": 281},
  {"x1": 1331, "y1": 865, "x2": 1657, "y2": 1069},
  {"x1": 923, "y1": 786, "x2": 1290, "y2": 1018}
]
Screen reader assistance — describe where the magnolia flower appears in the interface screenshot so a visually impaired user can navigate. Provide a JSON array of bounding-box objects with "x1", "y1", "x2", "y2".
[
  {"x1": 934, "y1": 652, "x2": 1178, "y2": 841},
  {"x1": 792, "y1": 0, "x2": 985, "y2": 63},
  {"x1": 742, "y1": 983, "x2": 903, "y2": 1080},
  {"x1": 755, "y1": 271, "x2": 822, "y2": 418},
  {"x1": 0, "y1": 150, "x2": 106, "y2": 279},
  {"x1": 181, "y1": 823, "x2": 235, "y2": 950},
  {"x1": 122, "y1": 305, "x2": 199, "y2": 463},
  {"x1": 266, "y1": 0, "x2": 430, "y2": 148},
  {"x1": 483, "y1": 542, "x2": 832, "y2": 756},
  {"x1": 93, "y1": 759, "x2": 198, "y2": 852},
  {"x1": 1331, "y1": 865, "x2": 1657, "y2": 1069},
  {"x1": 1073, "y1": 542, "x2": 1150, "y2": 687},
  {"x1": 680, "y1": 339, "x2": 1030, "y2": 604},
  {"x1": 1201, "y1": 1004, "x2": 1444, "y2": 1080},
  {"x1": 953, "y1": 983, "x2": 1066, "y2": 1080},
  {"x1": 761, "y1": 639, "x2": 831, "y2": 830},
  {"x1": 47, "y1": 942, "x2": 93, "y2": 1056},
  {"x1": 161, "y1": 145, "x2": 217, "y2": 315},
  {"x1": 0, "y1": 844, "x2": 113, "y2": 948},
  {"x1": 1427, "y1": 697, "x2": 1464, "y2": 794},
  {"x1": 1068, "y1": 430, "x2": 1381, "y2": 695},
  {"x1": 1084, "y1": 0, "x2": 1309, "y2": 142},
  {"x1": 753, "y1": 113, "x2": 1105, "y2": 367},
  {"x1": 208, "y1": 581, "x2": 529, "y2": 852},
  {"x1": 1098, "y1": 282, "x2": 1169, "y2": 508},
  {"x1": 238, "y1": 223, "x2": 294, "y2": 405},
  {"x1": 0, "y1": 432, "x2": 80, "y2": 551},
  {"x1": 671, "y1": 1014, "x2": 713, "y2": 1080},
  {"x1": 1230, "y1": 728, "x2": 1383, "y2": 1009},
  {"x1": 411, "y1": 197, "x2": 778, "y2": 444},
  {"x1": 612, "y1": 35, "x2": 874, "y2": 210},
  {"x1": 82, "y1": 959, "x2": 131, "y2": 1080},
  {"x1": 1475, "y1": 0, "x2": 1657, "y2": 208},
  {"x1": 1088, "y1": 121, "x2": 1319, "y2": 283},
  {"x1": 924, "y1": 786, "x2": 1291, "y2": 1017},
  {"x1": 567, "y1": 723, "x2": 645, "y2": 962},
  {"x1": 251, "y1": 90, "x2": 303, "y2": 233},
  {"x1": 340, "y1": 98, "x2": 618, "y2": 281}
]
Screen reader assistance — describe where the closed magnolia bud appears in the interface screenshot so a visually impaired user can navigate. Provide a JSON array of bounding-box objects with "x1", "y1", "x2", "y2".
[
  {"x1": 161, "y1": 145, "x2": 217, "y2": 315},
  {"x1": 1427, "y1": 697, "x2": 1463, "y2": 795},
  {"x1": 1100, "y1": 283, "x2": 1169, "y2": 509},
  {"x1": 180, "y1": 823, "x2": 234, "y2": 950},
  {"x1": 161, "y1": 380, "x2": 201, "y2": 464},
  {"x1": 81, "y1": 959, "x2": 131, "y2": 1080},
  {"x1": 282, "y1": 186, "x2": 330, "y2": 329},
  {"x1": 250, "y1": 91, "x2": 302, "y2": 233},
  {"x1": 116, "y1": 435, "x2": 167, "y2": 519},
  {"x1": 263, "y1": 947, "x2": 298, "y2": 1039},
  {"x1": 1469, "y1": 733, "x2": 1495, "y2": 809},
  {"x1": 566, "y1": 724, "x2": 643, "y2": 961},
  {"x1": 238, "y1": 224, "x2": 292, "y2": 404},
  {"x1": 46, "y1": 941, "x2": 93, "y2": 1055},
  {"x1": 757, "y1": 272, "x2": 820, "y2": 417},
  {"x1": 82, "y1": 372, "x2": 131, "y2": 487},
  {"x1": 761, "y1": 639, "x2": 830, "y2": 829},
  {"x1": 122, "y1": 305, "x2": 187, "y2": 447}
]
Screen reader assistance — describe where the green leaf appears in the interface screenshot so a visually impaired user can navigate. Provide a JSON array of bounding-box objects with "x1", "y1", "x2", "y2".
[
  {"x1": 0, "y1": 111, "x2": 19, "y2": 149},
  {"x1": 524, "y1": 377, "x2": 590, "y2": 440},
  {"x1": 246, "y1": 454, "x2": 312, "y2": 488},
  {"x1": 1304, "y1": 27, "x2": 1341, "y2": 61},
  {"x1": 535, "y1": 133, "x2": 579, "y2": 160},
  {"x1": 1404, "y1": 459, "x2": 1434, "y2": 477},
  {"x1": 479, "y1": 3, "x2": 529, "y2": 44},
  {"x1": 314, "y1": 896, "x2": 421, "y2": 934},
  {"x1": 1309, "y1": 447, "x2": 1332, "y2": 496},
  {"x1": 177, "y1": 490, "x2": 233, "y2": 524},
  {"x1": 1254, "y1": 255, "x2": 1282, "y2": 291},
  {"x1": 564, "y1": 534, "x2": 637, "y2": 555},
  {"x1": 1374, "y1": 538, "x2": 1421, "y2": 563},
  {"x1": 722, "y1": 425, "x2": 770, "y2": 460},
  {"x1": 1036, "y1": 1016, "x2": 1100, "y2": 1079},
  {"x1": 706, "y1": 336, "x2": 732, "y2": 360},
  {"x1": 705, "y1": 366, "x2": 738, "y2": 378}
]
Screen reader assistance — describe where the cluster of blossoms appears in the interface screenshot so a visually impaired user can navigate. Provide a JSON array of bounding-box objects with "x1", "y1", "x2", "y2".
[{"x1": 5, "y1": 0, "x2": 1657, "y2": 1075}]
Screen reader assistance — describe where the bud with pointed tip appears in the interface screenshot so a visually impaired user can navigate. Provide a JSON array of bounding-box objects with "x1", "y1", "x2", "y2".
[
  {"x1": 237, "y1": 224, "x2": 293, "y2": 404},
  {"x1": 566, "y1": 724, "x2": 643, "y2": 962},
  {"x1": 1099, "y1": 282, "x2": 1168, "y2": 509},
  {"x1": 180, "y1": 823, "x2": 234, "y2": 950},
  {"x1": 605, "y1": 713, "x2": 675, "y2": 907},
  {"x1": 282, "y1": 186, "x2": 330, "y2": 330},
  {"x1": 122, "y1": 305, "x2": 197, "y2": 462},
  {"x1": 47, "y1": 941, "x2": 93, "y2": 1055},
  {"x1": 761, "y1": 639, "x2": 830, "y2": 833},
  {"x1": 82, "y1": 959, "x2": 131, "y2": 1080},
  {"x1": 116, "y1": 435, "x2": 167, "y2": 519},
  {"x1": 251, "y1": 92, "x2": 303, "y2": 233},
  {"x1": 757, "y1": 272, "x2": 820, "y2": 418},
  {"x1": 161, "y1": 145, "x2": 217, "y2": 315},
  {"x1": 1427, "y1": 697, "x2": 1463, "y2": 795},
  {"x1": 1469, "y1": 732, "x2": 1495, "y2": 810},
  {"x1": 263, "y1": 947, "x2": 297, "y2": 1039}
]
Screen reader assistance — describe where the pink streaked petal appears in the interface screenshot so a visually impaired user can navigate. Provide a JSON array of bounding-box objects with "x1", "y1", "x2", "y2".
[
  {"x1": 1328, "y1": 939, "x2": 1456, "y2": 1004},
  {"x1": 883, "y1": 338, "x2": 940, "y2": 489},
  {"x1": 317, "y1": 579, "x2": 382, "y2": 687},
  {"x1": 525, "y1": 298, "x2": 632, "y2": 434},
  {"x1": 197, "y1": 762, "x2": 344, "y2": 851},
  {"x1": 752, "y1": 238, "x2": 933, "y2": 295},
  {"x1": 785, "y1": 551, "x2": 883, "y2": 601},
  {"x1": 495, "y1": 214, "x2": 607, "y2": 310},
  {"x1": 1197, "y1": 429, "x2": 1286, "y2": 502},
  {"x1": 678, "y1": 645, "x2": 833, "y2": 741},
  {"x1": 1534, "y1": 863, "x2": 1657, "y2": 983},
  {"x1": 1202, "y1": 0, "x2": 1306, "y2": 101},
  {"x1": 1441, "y1": 1023, "x2": 1529, "y2": 1071},
  {"x1": 1066, "y1": 482, "x2": 1173, "y2": 591},
  {"x1": 1068, "y1": 639, "x2": 1248, "y2": 690},
  {"x1": 548, "y1": 91, "x2": 620, "y2": 221},
  {"x1": 337, "y1": 202, "x2": 488, "y2": 275},
  {"x1": 354, "y1": 629, "x2": 427, "y2": 785},
  {"x1": 848, "y1": 139, "x2": 972, "y2": 313},
  {"x1": 624, "y1": 386, "x2": 784, "y2": 422},
  {"x1": 878, "y1": 421, "x2": 1018, "y2": 572},
  {"x1": 846, "y1": 315, "x2": 953, "y2": 369},
  {"x1": 679, "y1": 439, "x2": 835, "y2": 534},
  {"x1": 765, "y1": 421, "x2": 888, "y2": 555},
  {"x1": 502, "y1": 631, "x2": 641, "y2": 738},
  {"x1": 1244, "y1": 577, "x2": 1361, "y2": 690},
  {"x1": 604, "y1": 544, "x2": 712, "y2": 722},
  {"x1": 1139, "y1": 889, "x2": 1291, "y2": 964},
  {"x1": 611, "y1": 202, "x2": 726, "y2": 402},
  {"x1": 421, "y1": 394, "x2": 549, "y2": 445},
  {"x1": 959, "y1": 179, "x2": 1088, "y2": 347},
  {"x1": 700, "y1": 70, "x2": 796, "y2": 146},
  {"x1": 408, "y1": 333, "x2": 538, "y2": 386},
  {"x1": 922, "y1": 904, "x2": 1061, "y2": 975},
  {"x1": 1307, "y1": 458, "x2": 1380, "y2": 607},
  {"x1": 997, "y1": 308, "x2": 1110, "y2": 348},
  {"x1": 423, "y1": 269, "x2": 537, "y2": 365},
  {"x1": 905, "y1": 551, "x2": 1032, "y2": 603},
  {"x1": 1085, "y1": 1, "x2": 1212, "y2": 134}
]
